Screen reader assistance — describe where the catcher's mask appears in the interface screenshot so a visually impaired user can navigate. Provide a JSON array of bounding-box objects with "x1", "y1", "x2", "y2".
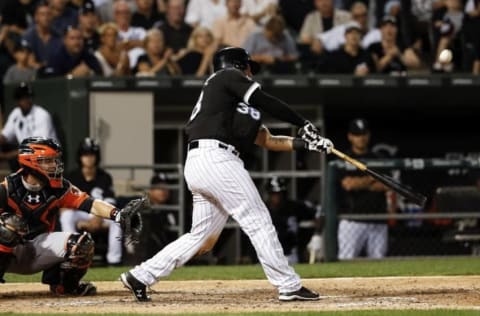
[
  {"x1": 213, "y1": 47, "x2": 260, "y2": 75},
  {"x1": 18, "y1": 137, "x2": 64, "y2": 188},
  {"x1": 77, "y1": 137, "x2": 101, "y2": 166}
]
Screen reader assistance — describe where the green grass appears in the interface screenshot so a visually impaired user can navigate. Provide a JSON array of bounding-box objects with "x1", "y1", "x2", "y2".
[
  {"x1": 1, "y1": 311, "x2": 479, "y2": 316},
  {"x1": 4, "y1": 257, "x2": 480, "y2": 283}
]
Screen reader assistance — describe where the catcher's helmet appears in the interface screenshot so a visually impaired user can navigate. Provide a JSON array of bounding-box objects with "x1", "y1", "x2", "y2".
[
  {"x1": 266, "y1": 176, "x2": 287, "y2": 193},
  {"x1": 77, "y1": 137, "x2": 101, "y2": 166},
  {"x1": 14, "y1": 82, "x2": 33, "y2": 100},
  {"x1": 213, "y1": 47, "x2": 260, "y2": 75},
  {"x1": 18, "y1": 137, "x2": 64, "y2": 188}
]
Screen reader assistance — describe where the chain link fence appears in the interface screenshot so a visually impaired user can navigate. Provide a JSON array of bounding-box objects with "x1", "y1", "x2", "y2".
[{"x1": 323, "y1": 158, "x2": 480, "y2": 261}]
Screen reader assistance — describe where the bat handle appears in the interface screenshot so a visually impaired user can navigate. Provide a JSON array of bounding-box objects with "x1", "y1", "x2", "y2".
[{"x1": 330, "y1": 148, "x2": 368, "y2": 171}]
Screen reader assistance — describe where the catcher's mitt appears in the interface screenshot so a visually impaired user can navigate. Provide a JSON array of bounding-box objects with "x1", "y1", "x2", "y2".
[
  {"x1": 0, "y1": 212, "x2": 28, "y2": 248},
  {"x1": 114, "y1": 196, "x2": 149, "y2": 244}
]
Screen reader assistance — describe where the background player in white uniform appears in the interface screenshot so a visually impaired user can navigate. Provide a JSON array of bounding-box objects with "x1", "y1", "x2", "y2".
[
  {"x1": 121, "y1": 47, "x2": 333, "y2": 302},
  {"x1": 60, "y1": 138, "x2": 122, "y2": 265},
  {"x1": 0, "y1": 82, "x2": 57, "y2": 165}
]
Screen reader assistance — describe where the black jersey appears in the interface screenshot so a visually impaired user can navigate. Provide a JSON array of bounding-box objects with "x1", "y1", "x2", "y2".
[
  {"x1": 67, "y1": 168, "x2": 115, "y2": 205},
  {"x1": 231, "y1": 103, "x2": 263, "y2": 154},
  {"x1": 337, "y1": 150, "x2": 387, "y2": 218},
  {"x1": 186, "y1": 68, "x2": 261, "y2": 149}
]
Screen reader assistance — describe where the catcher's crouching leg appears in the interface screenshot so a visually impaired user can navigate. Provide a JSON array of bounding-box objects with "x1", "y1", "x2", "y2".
[{"x1": 42, "y1": 232, "x2": 97, "y2": 296}]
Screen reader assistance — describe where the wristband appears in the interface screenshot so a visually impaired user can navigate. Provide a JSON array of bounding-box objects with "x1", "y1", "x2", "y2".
[
  {"x1": 110, "y1": 208, "x2": 120, "y2": 220},
  {"x1": 292, "y1": 138, "x2": 307, "y2": 151}
]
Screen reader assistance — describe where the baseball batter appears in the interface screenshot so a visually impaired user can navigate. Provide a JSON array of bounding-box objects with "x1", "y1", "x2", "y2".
[
  {"x1": 121, "y1": 47, "x2": 333, "y2": 302},
  {"x1": 0, "y1": 137, "x2": 142, "y2": 296}
]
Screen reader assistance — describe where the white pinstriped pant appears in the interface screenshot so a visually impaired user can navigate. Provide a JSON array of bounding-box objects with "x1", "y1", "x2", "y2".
[{"x1": 130, "y1": 140, "x2": 302, "y2": 293}]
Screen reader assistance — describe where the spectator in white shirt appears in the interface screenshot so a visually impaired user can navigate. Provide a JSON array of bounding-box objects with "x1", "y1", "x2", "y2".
[
  {"x1": 185, "y1": 0, "x2": 227, "y2": 29},
  {"x1": 114, "y1": 0, "x2": 147, "y2": 67},
  {"x1": 240, "y1": 0, "x2": 278, "y2": 25},
  {"x1": 0, "y1": 82, "x2": 57, "y2": 163}
]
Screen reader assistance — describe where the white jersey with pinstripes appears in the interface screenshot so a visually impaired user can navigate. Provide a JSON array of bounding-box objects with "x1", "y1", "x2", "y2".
[{"x1": 129, "y1": 67, "x2": 302, "y2": 293}]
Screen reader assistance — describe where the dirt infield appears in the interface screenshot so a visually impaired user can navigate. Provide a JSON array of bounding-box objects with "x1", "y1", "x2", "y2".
[{"x1": 0, "y1": 276, "x2": 479, "y2": 314}]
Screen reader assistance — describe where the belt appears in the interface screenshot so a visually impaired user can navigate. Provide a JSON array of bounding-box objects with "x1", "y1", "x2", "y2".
[{"x1": 188, "y1": 139, "x2": 240, "y2": 157}]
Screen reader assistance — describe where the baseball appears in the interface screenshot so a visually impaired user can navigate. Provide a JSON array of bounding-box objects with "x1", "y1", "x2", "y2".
[{"x1": 439, "y1": 49, "x2": 453, "y2": 64}]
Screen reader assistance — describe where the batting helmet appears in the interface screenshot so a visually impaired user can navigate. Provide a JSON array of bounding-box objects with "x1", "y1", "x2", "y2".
[
  {"x1": 213, "y1": 47, "x2": 260, "y2": 75},
  {"x1": 14, "y1": 82, "x2": 33, "y2": 100},
  {"x1": 266, "y1": 176, "x2": 287, "y2": 193},
  {"x1": 18, "y1": 137, "x2": 64, "y2": 188},
  {"x1": 77, "y1": 137, "x2": 101, "y2": 166}
]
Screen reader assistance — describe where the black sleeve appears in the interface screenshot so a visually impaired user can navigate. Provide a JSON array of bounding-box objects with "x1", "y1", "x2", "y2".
[
  {"x1": 249, "y1": 89, "x2": 306, "y2": 126},
  {"x1": 224, "y1": 69, "x2": 261, "y2": 104}
]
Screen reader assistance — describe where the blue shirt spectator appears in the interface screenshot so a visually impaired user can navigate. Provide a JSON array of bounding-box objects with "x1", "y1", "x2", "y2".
[
  {"x1": 22, "y1": 2, "x2": 63, "y2": 67},
  {"x1": 44, "y1": 26, "x2": 102, "y2": 77}
]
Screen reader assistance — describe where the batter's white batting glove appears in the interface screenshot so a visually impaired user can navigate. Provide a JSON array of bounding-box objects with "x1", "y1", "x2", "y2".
[
  {"x1": 311, "y1": 136, "x2": 334, "y2": 154},
  {"x1": 299, "y1": 121, "x2": 319, "y2": 143}
]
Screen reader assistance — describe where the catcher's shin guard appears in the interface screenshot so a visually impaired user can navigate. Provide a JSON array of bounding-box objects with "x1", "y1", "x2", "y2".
[
  {"x1": 42, "y1": 232, "x2": 96, "y2": 296},
  {"x1": 63, "y1": 232, "x2": 95, "y2": 269}
]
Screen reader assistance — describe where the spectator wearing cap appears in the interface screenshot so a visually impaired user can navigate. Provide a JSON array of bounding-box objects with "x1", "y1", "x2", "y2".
[
  {"x1": 0, "y1": 82, "x2": 57, "y2": 165},
  {"x1": 22, "y1": 2, "x2": 63, "y2": 67},
  {"x1": 264, "y1": 176, "x2": 320, "y2": 264},
  {"x1": 185, "y1": 0, "x2": 227, "y2": 29},
  {"x1": 3, "y1": 40, "x2": 37, "y2": 84},
  {"x1": 94, "y1": 23, "x2": 130, "y2": 76},
  {"x1": 49, "y1": 0, "x2": 79, "y2": 34},
  {"x1": 44, "y1": 26, "x2": 102, "y2": 77},
  {"x1": 158, "y1": 0, "x2": 193, "y2": 56},
  {"x1": 78, "y1": 0, "x2": 101, "y2": 54},
  {"x1": 321, "y1": 22, "x2": 374, "y2": 75},
  {"x1": 114, "y1": 0, "x2": 147, "y2": 69},
  {"x1": 337, "y1": 118, "x2": 393, "y2": 260},
  {"x1": 212, "y1": 0, "x2": 257, "y2": 48},
  {"x1": 367, "y1": 16, "x2": 420, "y2": 75},
  {"x1": 299, "y1": 0, "x2": 351, "y2": 46},
  {"x1": 243, "y1": 15, "x2": 299, "y2": 74},
  {"x1": 432, "y1": 0, "x2": 464, "y2": 72},
  {"x1": 132, "y1": 0, "x2": 165, "y2": 29}
]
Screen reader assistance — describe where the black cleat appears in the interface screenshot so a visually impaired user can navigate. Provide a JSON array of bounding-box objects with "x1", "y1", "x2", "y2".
[
  {"x1": 120, "y1": 272, "x2": 151, "y2": 302},
  {"x1": 278, "y1": 286, "x2": 320, "y2": 301}
]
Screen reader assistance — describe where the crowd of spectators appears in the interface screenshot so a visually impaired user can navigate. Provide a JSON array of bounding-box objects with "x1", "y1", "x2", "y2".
[{"x1": 0, "y1": 0, "x2": 478, "y2": 86}]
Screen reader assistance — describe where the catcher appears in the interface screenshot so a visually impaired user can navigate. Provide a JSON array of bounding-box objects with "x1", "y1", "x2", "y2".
[{"x1": 0, "y1": 137, "x2": 145, "y2": 296}]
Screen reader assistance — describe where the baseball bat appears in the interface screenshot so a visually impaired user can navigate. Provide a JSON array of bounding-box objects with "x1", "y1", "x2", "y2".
[{"x1": 330, "y1": 148, "x2": 427, "y2": 208}]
